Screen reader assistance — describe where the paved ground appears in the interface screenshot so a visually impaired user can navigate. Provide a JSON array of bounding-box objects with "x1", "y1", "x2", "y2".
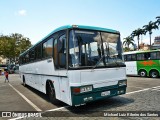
[{"x1": 0, "y1": 74, "x2": 160, "y2": 120}]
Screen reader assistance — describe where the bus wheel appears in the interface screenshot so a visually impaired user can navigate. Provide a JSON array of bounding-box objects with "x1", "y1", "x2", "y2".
[
  {"x1": 139, "y1": 70, "x2": 147, "y2": 77},
  {"x1": 47, "y1": 82, "x2": 57, "y2": 104},
  {"x1": 150, "y1": 70, "x2": 159, "y2": 78}
]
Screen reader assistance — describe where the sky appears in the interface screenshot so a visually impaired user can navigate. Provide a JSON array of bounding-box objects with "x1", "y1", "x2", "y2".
[{"x1": 0, "y1": 0, "x2": 160, "y2": 45}]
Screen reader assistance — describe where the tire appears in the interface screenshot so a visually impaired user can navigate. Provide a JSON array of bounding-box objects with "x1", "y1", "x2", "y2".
[
  {"x1": 47, "y1": 82, "x2": 58, "y2": 104},
  {"x1": 150, "y1": 70, "x2": 159, "y2": 78},
  {"x1": 139, "y1": 70, "x2": 147, "y2": 77}
]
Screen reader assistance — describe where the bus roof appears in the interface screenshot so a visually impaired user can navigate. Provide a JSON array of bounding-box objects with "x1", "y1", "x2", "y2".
[
  {"x1": 20, "y1": 25, "x2": 119, "y2": 56},
  {"x1": 123, "y1": 49, "x2": 160, "y2": 55}
]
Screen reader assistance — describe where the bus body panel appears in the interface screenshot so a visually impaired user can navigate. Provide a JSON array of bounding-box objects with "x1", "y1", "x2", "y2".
[
  {"x1": 137, "y1": 60, "x2": 160, "y2": 76},
  {"x1": 125, "y1": 61, "x2": 137, "y2": 75},
  {"x1": 19, "y1": 58, "x2": 72, "y2": 105},
  {"x1": 80, "y1": 68, "x2": 126, "y2": 86},
  {"x1": 59, "y1": 76, "x2": 72, "y2": 105},
  {"x1": 68, "y1": 67, "x2": 127, "y2": 105}
]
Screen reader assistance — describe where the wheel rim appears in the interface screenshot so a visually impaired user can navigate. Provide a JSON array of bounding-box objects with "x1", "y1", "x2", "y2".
[
  {"x1": 151, "y1": 71, "x2": 158, "y2": 78},
  {"x1": 140, "y1": 71, "x2": 146, "y2": 77}
]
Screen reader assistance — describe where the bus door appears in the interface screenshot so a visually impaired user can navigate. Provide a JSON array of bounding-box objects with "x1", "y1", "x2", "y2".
[{"x1": 55, "y1": 32, "x2": 70, "y2": 104}]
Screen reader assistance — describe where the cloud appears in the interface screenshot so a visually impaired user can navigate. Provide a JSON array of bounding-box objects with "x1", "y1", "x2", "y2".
[{"x1": 18, "y1": 10, "x2": 27, "y2": 16}]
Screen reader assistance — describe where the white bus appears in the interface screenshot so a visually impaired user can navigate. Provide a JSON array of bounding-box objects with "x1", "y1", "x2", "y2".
[{"x1": 19, "y1": 25, "x2": 127, "y2": 106}]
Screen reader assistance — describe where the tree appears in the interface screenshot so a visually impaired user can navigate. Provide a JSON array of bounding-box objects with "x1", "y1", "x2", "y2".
[
  {"x1": 143, "y1": 21, "x2": 159, "y2": 49},
  {"x1": 0, "y1": 33, "x2": 32, "y2": 64},
  {"x1": 0, "y1": 35, "x2": 14, "y2": 58},
  {"x1": 131, "y1": 28, "x2": 145, "y2": 50},
  {"x1": 123, "y1": 36, "x2": 134, "y2": 51},
  {"x1": 156, "y1": 16, "x2": 160, "y2": 26}
]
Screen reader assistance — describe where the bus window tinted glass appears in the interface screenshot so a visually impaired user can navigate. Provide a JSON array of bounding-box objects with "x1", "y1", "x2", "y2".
[
  {"x1": 124, "y1": 55, "x2": 127, "y2": 61},
  {"x1": 54, "y1": 39, "x2": 58, "y2": 68},
  {"x1": 150, "y1": 52, "x2": 157, "y2": 59},
  {"x1": 131, "y1": 54, "x2": 136, "y2": 61},
  {"x1": 46, "y1": 38, "x2": 53, "y2": 56},
  {"x1": 43, "y1": 42, "x2": 47, "y2": 58},
  {"x1": 35, "y1": 45, "x2": 42, "y2": 59},
  {"x1": 157, "y1": 52, "x2": 160, "y2": 59},
  {"x1": 137, "y1": 54, "x2": 143, "y2": 60},
  {"x1": 127, "y1": 55, "x2": 131, "y2": 61},
  {"x1": 43, "y1": 38, "x2": 53, "y2": 58},
  {"x1": 29, "y1": 50, "x2": 35, "y2": 61},
  {"x1": 25, "y1": 54, "x2": 29, "y2": 63},
  {"x1": 58, "y1": 34, "x2": 66, "y2": 68}
]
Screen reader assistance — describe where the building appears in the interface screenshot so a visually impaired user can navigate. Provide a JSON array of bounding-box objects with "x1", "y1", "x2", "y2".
[
  {"x1": 151, "y1": 36, "x2": 160, "y2": 50},
  {"x1": 139, "y1": 43, "x2": 150, "y2": 50}
]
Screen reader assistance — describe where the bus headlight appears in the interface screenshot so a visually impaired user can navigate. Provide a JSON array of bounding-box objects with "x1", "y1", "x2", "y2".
[
  {"x1": 118, "y1": 80, "x2": 127, "y2": 86},
  {"x1": 80, "y1": 86, "x2": 92, "y2": 93}
]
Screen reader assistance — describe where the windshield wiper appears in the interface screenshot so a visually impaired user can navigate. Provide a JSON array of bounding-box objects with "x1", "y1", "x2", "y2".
[
  {"x1": 92, "y1": 55, "x2": 121, "y2": 70},
  {"x1": 92, "y1": 55, "x2": 106, "y2": 70},
  {"x1": 110, "y1": 56, "x2": 120, "y2": 66}
]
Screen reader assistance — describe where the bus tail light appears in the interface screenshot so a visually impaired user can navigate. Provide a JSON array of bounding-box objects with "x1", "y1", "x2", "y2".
[
  {"x1": 72, "y1": 85, "x2": 93, "y2": 94},
  {"x1": 73, "y1": 88, "x2": 80, "y2": 94}
]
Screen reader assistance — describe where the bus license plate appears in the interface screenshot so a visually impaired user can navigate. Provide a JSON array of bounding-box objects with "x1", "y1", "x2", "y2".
[{"x1": 101, "y1": 91, "x2": 110, "y2": 96}]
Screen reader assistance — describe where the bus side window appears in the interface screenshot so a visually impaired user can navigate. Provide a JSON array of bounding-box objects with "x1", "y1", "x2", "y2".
[
  {"x1": 35, "y1": 44, "x2": 42, "y2": 60},
  {"x1": 25, "y1": 53, "x2": 29, "y2": 63},
  {"x1": 157, "y1": 52, "x2": 160, "y2": 59},
  {"x1": 127, "y1": 54, "x2": 131, "y2": 61},
  {"x1": 144, "y1": 53, "x2": 150, "y2": 60},
  {"x1": 42, "y1": 38, "x2": 53, "y2": 58},
  {"x1": 58, "y1": 34, "x2": 66, "y2": 68},
  {"x1": 150, "y1": 52, "x2": 156, "y2": 59},
  {"x1": 29, "y1": 49, "x2": 35, "y2": 62},
  {"x1": 53, "y1": 39, "x2": 58, "y2": 68},
  {"x1": 137, "y1": 54, "x2": 142, "y2": 60},
  {"x1": 124, "y1": 55, "x2": 127, "y2": 61},
  {"x1": 43, "y1": 42, "x2": 47, "y2": 58},
  {"x1": 131, "y1": 54, "x2": 136, "y2": 61},
  {"x1": 46, "y1": 38, "x2": 53, "y2": 57}
]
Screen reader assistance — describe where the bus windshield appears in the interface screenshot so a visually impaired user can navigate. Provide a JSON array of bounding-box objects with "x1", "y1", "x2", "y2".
[{"x1": 69, "y1": 29, "x2": 124, "y2": 69}]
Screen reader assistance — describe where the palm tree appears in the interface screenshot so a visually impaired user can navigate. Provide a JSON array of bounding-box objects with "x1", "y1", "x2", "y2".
[
  {"x1": 143, "y1": 21, "x2": 159, "y2": 49},
  {"x1": 156, "y1": 16, "x2": 160, "y2": 26},
  {"x1": 123, "y1": 36, "x2": 134, "y2": 50},
  {"x1": 131, "y1": 28, "x2": 145, "y2": 50}
]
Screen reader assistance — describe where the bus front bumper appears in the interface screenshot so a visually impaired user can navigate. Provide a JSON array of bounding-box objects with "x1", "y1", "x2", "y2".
[{"x1": 71, "y1": 85, "x2": 127, "y2": 106}]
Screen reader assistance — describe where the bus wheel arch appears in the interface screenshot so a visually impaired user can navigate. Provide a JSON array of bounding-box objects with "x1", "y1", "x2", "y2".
[
  {"x1": 149, "y1": 69, "x2": 159, "y2": 78},
  {"x1": 138, "y1": 69, "x2": 147, "y2": 77},
  {"x1": 46, "y1": 80, "x2": 58, "y2": 104}
]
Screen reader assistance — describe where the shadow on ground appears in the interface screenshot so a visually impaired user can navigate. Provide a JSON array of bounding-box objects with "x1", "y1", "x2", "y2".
[
  {"x1": 23, "y1": 84, "x2": 67, "y2": 107},
  {"x1": 42, "y1": 96, "x2": 134, "y2": 117}
]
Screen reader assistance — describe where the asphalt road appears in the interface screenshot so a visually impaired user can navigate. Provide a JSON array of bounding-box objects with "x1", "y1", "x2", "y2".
[{"x1": 0, "y1": 74, "x2": 160, "y2": 120}]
